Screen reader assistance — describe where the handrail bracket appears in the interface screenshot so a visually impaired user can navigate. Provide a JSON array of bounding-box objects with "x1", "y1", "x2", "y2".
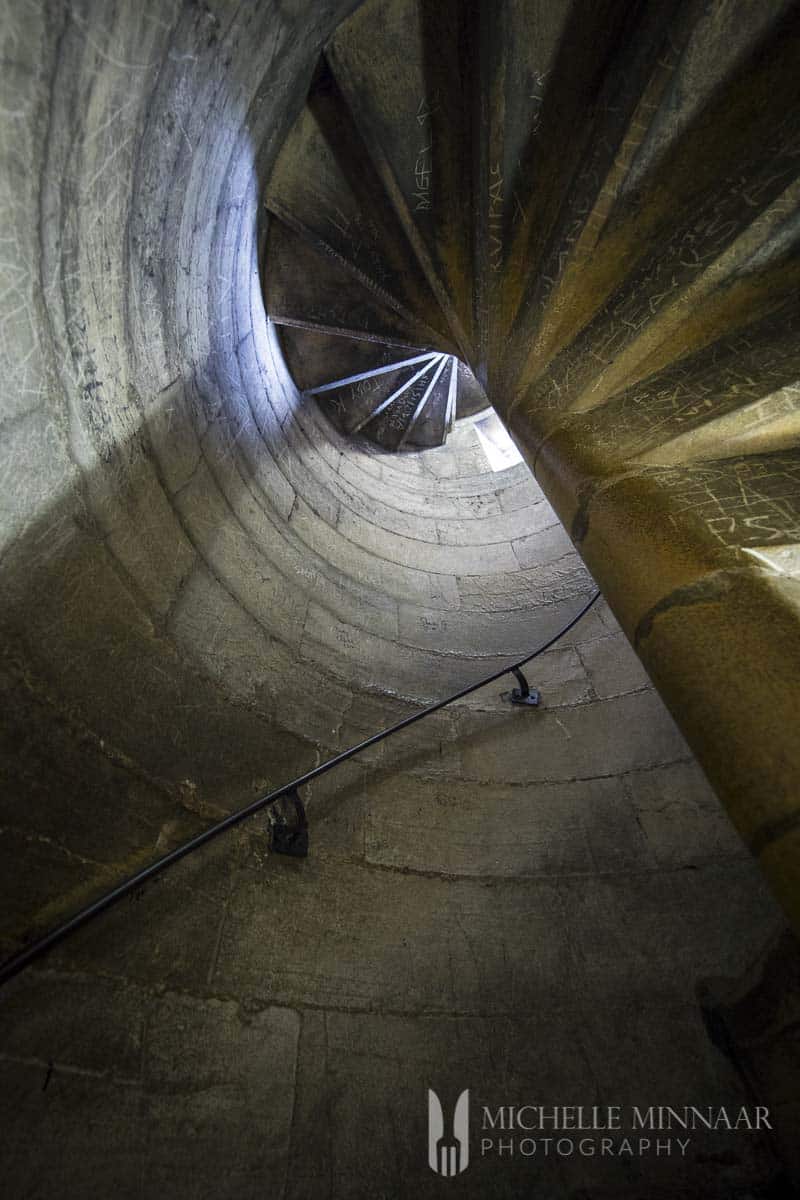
[
  {"x1": 271, "y1": 789, "x2": 309, "y2": 857},
  {"x1": 508, "y1": 666, "x2": 540, "y2": 707}
]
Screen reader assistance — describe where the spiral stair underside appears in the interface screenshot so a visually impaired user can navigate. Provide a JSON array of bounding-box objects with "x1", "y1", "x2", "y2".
[
  {"x1": 258, "y1": 0, "x2": 800, "y2": 938},
  {"x1": 260, "y1": 0, "x2": 800, "y2": 574},
  {"x1": 2, "y1": 2, "x2": 800, "y2": 1195}
]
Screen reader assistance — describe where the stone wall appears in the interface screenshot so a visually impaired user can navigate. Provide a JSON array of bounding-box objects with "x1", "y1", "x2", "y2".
[{"x1": 0, "y1": 2, "x2": 791, "y2": 1197}]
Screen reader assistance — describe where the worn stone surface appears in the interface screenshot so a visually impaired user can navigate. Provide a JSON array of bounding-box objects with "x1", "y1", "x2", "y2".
[
  {"x1": 365, "y1": 773, "x2": 656, "y2": 877},
  {"x1": 0, "y1": 0, "x2": 796, "y2": 1197}
]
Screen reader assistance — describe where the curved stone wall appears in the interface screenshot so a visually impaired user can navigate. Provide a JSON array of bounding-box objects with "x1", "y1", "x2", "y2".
[{"x1": 0, "y1": 3, "x2": 790, "y2": 1197}]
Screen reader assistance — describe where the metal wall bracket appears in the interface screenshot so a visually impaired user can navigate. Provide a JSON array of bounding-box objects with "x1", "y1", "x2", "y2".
[
  {"x1": 508, "y1": 666, "x2": 541, "y2": 708},
  {"x1": 271, "y1": 789, "x2": 309, "y2": 857}
]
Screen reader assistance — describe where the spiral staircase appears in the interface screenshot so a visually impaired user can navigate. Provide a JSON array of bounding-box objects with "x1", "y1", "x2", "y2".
[
  {"x1": 261, "y1": 0, "x2": 800, "y2": 932},
  {"x1": 263, "y1": 0, "x2": 800, "y2": 471},
  {"x1": 262, "y1": 48, "x2": 490, "y2": 452},
  {"x1": 2, "y1": 1, "x2": 800, "y2": 1195}
]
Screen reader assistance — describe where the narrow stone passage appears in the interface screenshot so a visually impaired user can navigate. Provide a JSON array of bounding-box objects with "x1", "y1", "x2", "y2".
[{"x1": 0, "y1": 2, "x2": 798, "y2": 1197}]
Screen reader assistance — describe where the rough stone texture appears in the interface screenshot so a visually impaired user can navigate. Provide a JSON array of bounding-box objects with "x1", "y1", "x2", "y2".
[
  {"x1": 699, "y1": 928, "x2": 800, "y2": 1194},
  {"x1": 0, "y1": 1, "x2": 795, "y2": 1198}
]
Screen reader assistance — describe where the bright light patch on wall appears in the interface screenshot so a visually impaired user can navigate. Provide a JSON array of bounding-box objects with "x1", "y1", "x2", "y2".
[
  {"x1": 743, "y1": 544, "x2": 800, "y2": 576},
  {"x1": 473, "y1": 410, "x2": 524, "y2": 472}
]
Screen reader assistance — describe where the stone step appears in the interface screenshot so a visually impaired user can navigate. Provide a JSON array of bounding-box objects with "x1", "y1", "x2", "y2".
[
  {"x1": 327, "y1": 0, "x2": 477, "y2": 362},
  {"x1": 265, "y1": 58, "x2": 454, "y2": 351},
  {"x1": 263, "y1": 215, "x2": 437, "y2": 350}
]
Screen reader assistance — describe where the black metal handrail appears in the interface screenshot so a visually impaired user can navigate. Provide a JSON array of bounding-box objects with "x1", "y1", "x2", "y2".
[{"x1": 0, "y1": 589, "x2": 600, "y2": 987}]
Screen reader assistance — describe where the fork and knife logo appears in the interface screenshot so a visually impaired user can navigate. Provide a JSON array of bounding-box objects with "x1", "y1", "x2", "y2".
[{"x1": 428, "y1": 1089, "x2": 470, "y2": 1176}]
